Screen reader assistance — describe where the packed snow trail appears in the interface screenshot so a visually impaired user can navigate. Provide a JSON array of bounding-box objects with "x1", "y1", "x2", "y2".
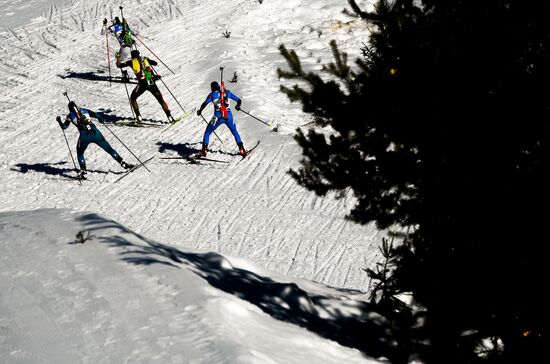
[{"x1": 0, "y1": 0, "x2": 383, "y2": 290}]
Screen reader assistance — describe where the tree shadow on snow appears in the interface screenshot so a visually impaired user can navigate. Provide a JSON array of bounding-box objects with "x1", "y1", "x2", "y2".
[{"x1": 77, "y1": 213, "x2": 393, "y2": 360}]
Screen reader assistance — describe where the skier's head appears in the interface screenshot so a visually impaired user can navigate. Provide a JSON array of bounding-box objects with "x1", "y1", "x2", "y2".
[
  {"x1": 210, "y1": 81, "x2": 220, "y2": 92},
  {"x1": 68, "y1": 101, "x2": 78, "y2": 114},
  {"x1": 131, "y1": 49, "x2": 140, "y2": 59}
]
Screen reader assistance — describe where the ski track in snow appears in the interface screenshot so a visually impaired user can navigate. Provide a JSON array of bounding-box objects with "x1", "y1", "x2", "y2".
[{"x1": 0, "y1": 0, "x2": 382, "y2": 293}]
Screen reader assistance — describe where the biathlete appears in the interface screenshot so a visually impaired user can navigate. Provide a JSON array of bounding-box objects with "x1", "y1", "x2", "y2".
[
  {"x1": 116, "y1": 49, "x2": 176, "y2": 123},
  {"x1": 101, "y1": 17, "x2": 138, "y2": 63},
  {"x1": 196, "y1": 81, "x2": 247, "y2": 157},
  {"x1": 56, "y1": 101, "x2": 133, "y2": 179}
]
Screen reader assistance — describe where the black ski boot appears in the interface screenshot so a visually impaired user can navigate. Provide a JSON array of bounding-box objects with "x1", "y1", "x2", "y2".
[
  {"x1": 238, "y1": 142, "x2": 247, "y2": 157},
  {"x1": 120, "y1": 160, "x2": 134, "y2": 169},
  {"x1": 197, "y1": 143, "x2": 208, "y2": 158}
]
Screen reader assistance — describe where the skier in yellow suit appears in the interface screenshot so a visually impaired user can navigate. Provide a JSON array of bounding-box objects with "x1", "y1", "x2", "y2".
[{"x1": 116, "y1": 49, "x2": 175, "y2": 123}]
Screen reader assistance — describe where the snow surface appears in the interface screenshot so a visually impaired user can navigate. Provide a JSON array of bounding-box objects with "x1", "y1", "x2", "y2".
[
  {"x1": 1, "y1": 0, "x2": 386, "y2": 362},
  {"x1": 0, "y1": 0, "x2": 67, "y2": 29},
  {"x1": 1, "y1": 209, "x2": 386, "y2": 363}
]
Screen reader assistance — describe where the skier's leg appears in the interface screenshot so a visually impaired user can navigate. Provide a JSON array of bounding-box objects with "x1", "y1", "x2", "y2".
[
  {"x1": 131, "y1": 84, "x2": 146, "y2": 119},
  {"x1": 119, "y1": 46, "x2": 131, "y2": 62},
  {"x1": 202, "y1": 117, "x2": 222, "y2": 145},
  {"x1": 225, "y1": 113, "x2": 242, "y2": 144},
  {"x1": 149, "y1": 85, "x2": 171, "y2": 117},
  {"x1": 76, "y1": 136, "x2": 90, "y2": 170},
  {"x1": 92, "y1": 129, "x2": 122, "y2": 163}
]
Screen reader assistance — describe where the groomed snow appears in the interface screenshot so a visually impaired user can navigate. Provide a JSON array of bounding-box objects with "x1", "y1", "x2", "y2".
[{"x1": 1, "y1": 0, "x2": 385, "y2": 362}]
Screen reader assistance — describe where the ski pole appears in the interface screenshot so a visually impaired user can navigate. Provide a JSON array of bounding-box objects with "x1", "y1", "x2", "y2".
[
  {"x1": 63, "y1": 91, "x2": 71, "y2": 103},
  {"x1": 106, "y1": 31, "x2": 111, "y2": 86},
  {"x1": 135, "y1": 35, "x2": 175, "y2": 75},
  {"x1": 200, "y1": 114, "x2": 226, "y2": 148},
  {"x1": 59, "y1": 121, "x2": 82, "y2": 185},
  {"x1": 100, "y1": 122, "x2": 151, "y2": 172},
  {"x1": 121, "y1": 70, "x2": 137, "y2": 121},
  {"x1": 240, "y1": 109, "x2": 272, "y2": 128},
  {"x1": 150, "y1": 65, "x2": 187, "y2": 114}
]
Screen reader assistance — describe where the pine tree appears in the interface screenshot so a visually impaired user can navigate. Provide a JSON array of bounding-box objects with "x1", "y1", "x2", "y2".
[{"x1": 279, "y1": 1, "x2": 550, "y2": 362}]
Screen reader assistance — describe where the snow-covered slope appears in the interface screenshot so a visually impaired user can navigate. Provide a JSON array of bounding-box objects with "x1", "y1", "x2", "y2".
[
  {"x1": 0, "y1": 0, "x2": 391, "y2": 361},
  {"x1": 0, "y1": 0, "x2": 382, "y2": 290},
  {"x1": 0, "y1": 209, "x2": 385, "y2": 363}
]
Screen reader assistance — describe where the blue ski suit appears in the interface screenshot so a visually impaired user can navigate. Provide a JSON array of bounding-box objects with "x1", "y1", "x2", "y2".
[
  {"x1": 58, "y1": 108, "x2": 122, "y2": 170},
  {"x1": 199, "y1": 89, "x2": 242, "y2": 146}
]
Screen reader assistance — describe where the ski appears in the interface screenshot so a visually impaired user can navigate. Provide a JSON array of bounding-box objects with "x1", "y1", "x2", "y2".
[
  {"x1": 160, "y1": 155, "x2": 229, "y2": 164},
  {"x1": 164, "y1": 108, "x2": 196, "y2": 130},
  {"x1": 238, "y1": 140, "x2": 260, "y2": 162},
  {"x1": 165, "y1": 117, "x2": 182, "y2": 128},
  {"x1": 73, "y1": 169, "x2": 125, "y2": 180},
  {"x1": 114, "y1": 156, "x2": 155, "y2": 183},
  {"x1": 113, "y1": 121, "x2": 164, "y2": 128}
]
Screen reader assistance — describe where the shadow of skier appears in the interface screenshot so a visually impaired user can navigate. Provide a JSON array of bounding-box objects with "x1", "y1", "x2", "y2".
[
  {"x1": 156, "y1": 141, "x2": 201, "y2": 157},
  {"x1": 58, "y1": 71, "x2": 138, "y2": 84},
  {"x1": 12, "y1": 161, "x2": 122, "y2": 178},
  {"x1": 12, "y1": 161, "x2": 77, "y2": 180}
]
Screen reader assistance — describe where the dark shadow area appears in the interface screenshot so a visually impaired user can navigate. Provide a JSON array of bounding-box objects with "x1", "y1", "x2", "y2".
[
  {"x1": 156, "y1": 141, "x2": 200, "y2": 157},
  {"x1": 214, "y1": 150, "x2": 240, "y2": 157},
  {"x1": 57, "y1": 108, "x2": 164, "y2": 126},
  {"x1": 77, "y1": 213, "x2": 392, "y2": 359},
  {"x1": 156, "y1": 141, "x2": 241, "y2": 158},
  {"x1": 12, "y1": 161, "x2": 123, "y2": 178},
  {"x1": 59, "y1": 71, "x2": 138, "y2": 84},
  {"x1": 12, "y1": 161, "x2": 77, "y2": 180}
]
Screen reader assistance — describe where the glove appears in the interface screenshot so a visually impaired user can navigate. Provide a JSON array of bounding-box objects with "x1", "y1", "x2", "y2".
[
  {"x1": 153, "y1": 74, "x2": 161, "y2": 81},
  {"x1": 197, "y1": 109, "x2": 202, "y2": 116},
  {"x1": 115, "y1": 51, "x2": 120, "y2": 60},
  {"x1": 103, "y1": 18, "x2": 107, "y2": 26},
  {"x1": 56, "y1": 116, "x2": 61, "y2": 122},
  {"x1": 235, "y1": 101, "x2": 241, "y2": 111}
]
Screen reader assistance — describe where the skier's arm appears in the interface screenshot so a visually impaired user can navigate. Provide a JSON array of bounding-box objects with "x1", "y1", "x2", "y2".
[
  {"x1": 116, "y1": 56, "x2": 130, "y2": 69},
  {"x1": 101, "y1": 27, "x2": 112, "y2": 35},
  {"x1": 148, "y1": 59, "x2": 158, "y2": 66},
  {"x1": 87, "y1": 110, "x2": 105, "y2": 123},
  {"x1": 101, "y1": 19, "x2": 113, "y2": 35},
  {"x1": 196, "y1": 94, "x2": 213, "y2": 116},
  {"x1": 128, "y1": 26, "x2": 139, "y2": 36},
  {"x1": 56, "y1": 115, "x2": 72, "y2": 130},
  {"x1": 227, "y1": 91, "x2": 242, "y2": 110}
]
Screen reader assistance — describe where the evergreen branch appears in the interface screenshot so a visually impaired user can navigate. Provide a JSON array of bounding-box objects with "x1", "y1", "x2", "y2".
[
  {"x1": 348, "y1": 0, "x2": 369, "y2": 19},
  {"x1": 278, "y1": 44, "x2": 305, "y2": 78}
]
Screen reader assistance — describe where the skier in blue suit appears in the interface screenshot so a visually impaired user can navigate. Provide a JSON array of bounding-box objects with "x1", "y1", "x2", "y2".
[
  {"x1": 196, "y1": 81, "x2": 247, "y2": 157},
  {"x1": 56, "y1": 101, "x2": 133, "y2": 179}
]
